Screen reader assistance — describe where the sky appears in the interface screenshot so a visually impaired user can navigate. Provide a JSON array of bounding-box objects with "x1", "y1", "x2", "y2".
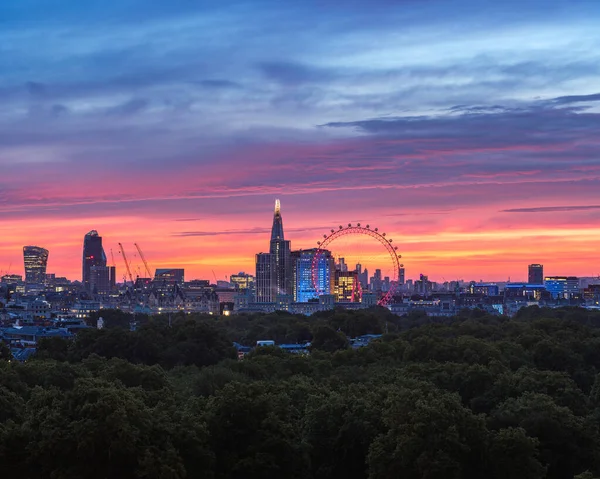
[{"x1": 1, "y1": 0, "x2": 600, "y2": 283}]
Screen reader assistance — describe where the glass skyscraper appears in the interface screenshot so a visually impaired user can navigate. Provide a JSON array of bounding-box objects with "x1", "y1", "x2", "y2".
[
  {"x1": 82, "y1": 230, "x2": 107, "y2": 291},
  {"x1": 255, "y1": 200, "x2": 292, "y2": 302},
  {"x1": 23, "y1": 246, "x2": 49, "y2": 285},
  {"x1": 292, "y1": 248, "x2": 334, "y2": 302}
]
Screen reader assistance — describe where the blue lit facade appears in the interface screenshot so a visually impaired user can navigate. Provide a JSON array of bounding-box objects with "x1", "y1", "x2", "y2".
[
  {"x1": 544, "y1": 276, "x2": 579, "y2": 299},
  {"x1": 292, "y1": 248, "x2": 333, "y2": 302}
]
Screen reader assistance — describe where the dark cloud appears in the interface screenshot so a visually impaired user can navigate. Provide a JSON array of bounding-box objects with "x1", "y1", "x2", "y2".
[
  {"x1": 25, "y1": 81, "x2": 46, "y2": 97},
  {"x1": 106, "y1": 98, "x2": 149, "y2": 116},
  {"x1": 501, "y1": 205, "x2": 600, "y2": 213},
  {"x1": 321, "y1": 100, "x2": 600, "y2": 148},
  {"x1": 551, "y1": 93, "x2": 600, "y2": 104},
  {"x1": 258, "y1": 61, "x2": 334, "y2": 86}
]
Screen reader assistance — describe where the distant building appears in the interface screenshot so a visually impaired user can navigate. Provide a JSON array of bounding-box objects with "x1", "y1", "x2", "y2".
[
  {"x1": 470, "y1": 283, "x2": 500, "y2": 296},
  {"x1": 82, "y1": 231, "x2": 107, "y2": 291},
  {"x1": 504, "y1": 283, "x2": 546, "y2": 300},
  {"x1": 255, "y1": 200, "x2": 292, "y2": 302},
  {"x1": 255, "y1": 253, "x2": 272, "y2": 302},
  {"x1": 528, "y1": 264, "x2": 544, "y2": 285},
  {"x1": 370, "y1": 269, "x2": 383, "y2": 292},
  {"x1": 230, "y1": 272, "x2": 255, "y2": 295},
  {"x1": 2, "y1": 274, "x2": 23, "y2": 284},
  {"x1": 89, "y1": 265, "x2": 112, "y2": 294},
  {"x1": 334, "y1": 271, "x2": 359, "y2": 302},
  {"x1": 544, "y1": 276, "x2": 579, "y2": 299},
  {"x1": 291, "y1": 248, "x2": 334, "y2": 302},
  {"x1": 154, "y1": 269, "x2": 185, "y2": 284},
  {"x1": 414, "y1": 274, "x2": 433, "y2": 295},
  {"x1": 23, "y1": 246, "x2": 49, "y2": 287},
  {"x1": 356, "y1": 263, "x2": 368, "y2": 289}
]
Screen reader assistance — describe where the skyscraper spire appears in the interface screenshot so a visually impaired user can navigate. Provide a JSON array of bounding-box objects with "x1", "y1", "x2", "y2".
[{"x1": 271, "y1": 198, "x2": 284, "y2": 241}]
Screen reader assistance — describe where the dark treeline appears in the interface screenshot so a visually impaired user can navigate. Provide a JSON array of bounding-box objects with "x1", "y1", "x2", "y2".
[{"x1": 2, "y1": 306, "x2": 600, "y2": 478}]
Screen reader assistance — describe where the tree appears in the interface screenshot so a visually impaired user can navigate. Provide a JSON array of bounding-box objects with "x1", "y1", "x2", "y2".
[
  {"x1": 489, "y1": 393, "x2": 598, "y2": 479},
  {"x1": 0, "y1": 342, "x2": 11, "y2": 362},
  {"x1": 488, "y1": 427, "x2": 546, "y2": 479},
  {"x1": 311, "y1": 325, "x2": 348, "y2": 353},
  {"x1": 204, "y1": 382, "x2": 309, "y2": 479},
  {"x1": 367, "y1": 388, "x2": 489, "y2": 479}
]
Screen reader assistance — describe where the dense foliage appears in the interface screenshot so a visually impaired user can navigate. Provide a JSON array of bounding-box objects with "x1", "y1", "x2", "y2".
[{"x1": 2, "y1": 306, "x2": 600, "y2": 478}]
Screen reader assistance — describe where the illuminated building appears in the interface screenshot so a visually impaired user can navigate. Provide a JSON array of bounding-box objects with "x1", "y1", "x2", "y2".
[
  {"x1": 504, "y1": 283, "x2": 546, "y2": 300},
  {"x1": 334, "y1": 270, "x2": 360, "y2": 302},
  {"x1": 82, "y1": 231, "x2": 107, "y2": 291},
  {"x1": 528, "y1": 264, "x2": 544, "y2": 284},
  {"x1": 255, "y1": 200, "x2": 292, "y2": 302},
  {"x1": 291, "y1": 248, "x2": 334, "y2": 302},
  {"x1": 154, "y1": 269, "x2": 185, "y2": 284},
  {"x1": 544, "y1": 276, "x2": 579, "y2": 299},
  {"x1": 230, "y1": 272, "x2": 255, "y2": 294},
  {"x1": 23, "y1": 246, "x2": 49, "y2": 286},
  {"x1": 470, "y1": 283, "x2": 500, "y2": 296}
]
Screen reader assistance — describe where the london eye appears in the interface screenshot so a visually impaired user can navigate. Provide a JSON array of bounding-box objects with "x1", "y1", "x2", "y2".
[{"x1": 311, "y1": 224, "x2": 402, "y2": 306}]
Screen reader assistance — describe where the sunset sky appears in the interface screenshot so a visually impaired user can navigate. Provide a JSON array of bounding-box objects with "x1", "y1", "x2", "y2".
[{"x1": 2, "y1": 0, "x2": 600, "y2": 283}]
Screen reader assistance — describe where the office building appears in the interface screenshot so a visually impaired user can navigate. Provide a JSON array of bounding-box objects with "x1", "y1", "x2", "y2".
[
  {"x1": 89, "y1": 265, "x2": 112, "y2": 294},
  {"x1": 356, "y1": 263, "x2": 369, "y2": 289},
  {"x1": 23, "y1": 246, "x2": 49, "y2": 286},
  {"x1": 544, "y1": 276, "x2": 579, "y2": 299},
  {"x1": 255, "y1": 200, "x2": 292, "y2": 302},
  {"x1": 528, "y1": 264, "x2": 544, "y2": 284},
  {"x1": 230, "y1": 272, "x2": 255, "y2": 295},
  {"x1": 292, "y1": 248, "x2": 334, "y2": 302},
  {"x1": 255, "y1": 253, "x2": 272, "y2": 302},
  {"x1": 154, "y1": 269, "x2": 185, "y2": 284},
  {"x1": 334, "y1": 271, "x2": 360, "y2": 302},
  {"x1": 82, "y1": 231, "x2": 107, "y2": 291},
  {"x1": 370, "y1": 269, "x2": 383, "y2": 292}
]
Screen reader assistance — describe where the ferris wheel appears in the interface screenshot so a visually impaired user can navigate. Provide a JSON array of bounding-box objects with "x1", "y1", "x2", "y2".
[{"x1": 311, "y1": 223, "x2": 402, "y2": 306}]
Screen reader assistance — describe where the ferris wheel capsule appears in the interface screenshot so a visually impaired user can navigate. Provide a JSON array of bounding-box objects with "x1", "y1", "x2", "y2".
[
  {"x1": 339, "y1": 225, "x2": 343, "y2": 229},
  {"x1": 366, "y1": 224, "x2": 370, "y2": 229},
  {"x1": 323, "y1": 234, "x2": 327, "y2": 238},
  {"x1": 382, "y1": 232, "x2": 386, "y2": 236},
  {"x1": 317, "y1": 241, "x2": 321, "y2": 245},
  {"x1": 348, "y1": 223, "x2": 352, "y2": 227},
  {"x1": 374, "y1": 228, "x2": 378, "y2": 231},
  {"x1": 331, "y1": 229, "x2": 335, "y2": 233}
]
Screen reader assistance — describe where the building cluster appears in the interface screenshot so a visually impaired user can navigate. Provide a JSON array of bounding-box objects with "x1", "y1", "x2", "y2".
[
  {"x1": 245, "y1": 200, "x2": 398, "y2": 314},
  {"x1": 2, "y1": 202, "x2": 600, "y2": 336}
]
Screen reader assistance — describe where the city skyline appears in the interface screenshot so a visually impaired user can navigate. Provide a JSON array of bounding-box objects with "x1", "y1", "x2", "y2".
[
  {"x1": 2, "y1": 1, "x2": 600, "y2": 281},
  {"x1": 2, "y1": 199, "x2": 598, "y2": 285}
]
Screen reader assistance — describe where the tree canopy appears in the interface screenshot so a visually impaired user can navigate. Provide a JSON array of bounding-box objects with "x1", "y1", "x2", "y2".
[{"x1": 2, "y1": 306, "x2": 600, "y2": 478}]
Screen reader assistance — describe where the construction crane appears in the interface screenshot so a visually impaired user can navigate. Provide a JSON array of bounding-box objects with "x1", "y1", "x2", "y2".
[
  {"x1": 134, "y1": 243, "x2": 153, "y2": 279},
  {"x1": 118, "y1": 242, "x2": 135, "y2": 284}
]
